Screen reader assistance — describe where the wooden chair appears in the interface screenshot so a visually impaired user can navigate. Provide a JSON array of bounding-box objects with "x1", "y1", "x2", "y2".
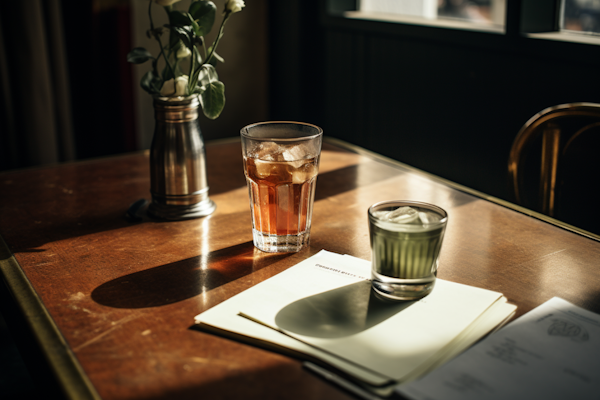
[{"x1": 508, "y1": 103, "x2": 600, "y2": 233}]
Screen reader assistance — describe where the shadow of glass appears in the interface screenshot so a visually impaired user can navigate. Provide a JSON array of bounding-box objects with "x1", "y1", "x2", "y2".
[
  {"x1": 274, "y1": 281, "x2": 415, "y2": 339},
  {"x1": 91, "y1": 241, "x2": 292, "y2": 308}
]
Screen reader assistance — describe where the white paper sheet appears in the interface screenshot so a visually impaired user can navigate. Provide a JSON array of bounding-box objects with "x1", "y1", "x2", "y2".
[
  {"x1": 235, "y1": 251, "x2": 511, "y2": 382},
  {"x1": 195, "y1": 250, "x2": 515, "y2": 388},
  {"x1": 397, "y1": 297, "x2": 600, "y2": 400}
]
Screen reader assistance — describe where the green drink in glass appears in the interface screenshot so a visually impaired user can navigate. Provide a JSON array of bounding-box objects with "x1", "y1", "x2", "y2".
[{"x1": 369, "y1": 200, "x2": 448, "y2": 301}]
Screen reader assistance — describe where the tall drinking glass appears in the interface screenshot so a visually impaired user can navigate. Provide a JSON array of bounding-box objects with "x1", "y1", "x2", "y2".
[
  {"x1": 241, "y1": 122, "x2": 323, "y2": 253},
  {"x1": 369, "y1": 200, "x2": 448, "y2": 300}
]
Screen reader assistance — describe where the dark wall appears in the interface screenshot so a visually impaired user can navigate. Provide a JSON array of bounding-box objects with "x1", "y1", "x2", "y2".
[{"x1": 62, "y1": 2, "x2": 138, "y2": 160}]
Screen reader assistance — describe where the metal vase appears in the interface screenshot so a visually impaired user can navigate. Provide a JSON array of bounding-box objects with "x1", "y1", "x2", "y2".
[{"x1": 148, "y1": 95, "x2": 216, "y2": 220}]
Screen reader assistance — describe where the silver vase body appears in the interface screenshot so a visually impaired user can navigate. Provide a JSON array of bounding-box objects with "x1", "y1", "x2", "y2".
[{"x1": 148, "y1": 96, "x2": 216, "y2": 220}]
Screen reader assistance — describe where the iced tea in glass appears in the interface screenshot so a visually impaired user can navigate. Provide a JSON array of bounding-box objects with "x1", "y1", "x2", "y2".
[{"x1": 241, "y1": 122, "x2": 323, "y2": 252}]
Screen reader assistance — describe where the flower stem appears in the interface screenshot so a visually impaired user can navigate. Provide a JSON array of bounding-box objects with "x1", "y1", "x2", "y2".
[
  {"x1": 148, "y1": 0, "x2": 159, "y2": 78},
  {"x1": 205, "y1": 11, "x2": 231, "y2": 66},
  {"x1": 149, "y1": 0, "x2": 176, "y2": 94},
  {"x1": 187, "y1": 46, "x2": 196, "y2": 95}
]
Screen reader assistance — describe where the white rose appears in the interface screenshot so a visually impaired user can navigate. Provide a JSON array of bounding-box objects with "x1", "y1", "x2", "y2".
[
  {"x1": 176, "y1": 45, "x2": 191, "y2": 59},
  {"x1": 160, "y1": 75, "x2": 189, "y2": 96},
  {"x1": 155, "y1": 0, "x2": 181, "y2": 6},
  {"x1": 225, "y1": 0, "x2": 245, "y2": 13}
]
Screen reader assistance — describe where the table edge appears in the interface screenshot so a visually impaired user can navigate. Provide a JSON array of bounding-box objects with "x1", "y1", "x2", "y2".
[{"x1": 0, "y1": 235, "x2": 102, "y2": 400}]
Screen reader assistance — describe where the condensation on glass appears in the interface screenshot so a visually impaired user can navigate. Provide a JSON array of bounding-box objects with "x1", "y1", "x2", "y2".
[
  {"x1": 358, "y1": 0, "x2": 506, "y2": 28},
  {"x1": 562, "y1": 0, "x2": 600, "y2": 35}
]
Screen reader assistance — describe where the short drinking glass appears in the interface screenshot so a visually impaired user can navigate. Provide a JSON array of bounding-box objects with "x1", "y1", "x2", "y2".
[
  {"x1": 369, "y1": 200, "x2": 448, "y2": 300},
  {"x1": 241, "y1": 122, "x2": 323, "y2": 252}
]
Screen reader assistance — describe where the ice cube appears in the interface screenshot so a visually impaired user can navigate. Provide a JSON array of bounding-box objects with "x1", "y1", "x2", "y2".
[
  {"x1": 281, "y1": 145, "x2": 307, "y2": 168},
  {"x1": 282, "y1": 145, "x2": 305, "y2": 161},
  {"x1": 418, "y1": 211, "x2": 440, "y2": 224},
  {"x1": 387, "y1": 206, "x2": 419, "y2": 223},
  {"x1": 292, "y1": 163, "x2": 317, "y2": 184},
  {"x1": 254, "y1": 159, "x2": 273, "y2": 178},
  {"x1": 292, "y1": 171, "x2": 305, "y2": 184},
  {"x1": 304, "y1": 163, "x2": 318, "y2": 180},
  {"x1": 372, "y1": 210, "x2": 390, "y2": 219},
  {"x1": 255, "y1": 142, "x2": 281, "y2": 161}
]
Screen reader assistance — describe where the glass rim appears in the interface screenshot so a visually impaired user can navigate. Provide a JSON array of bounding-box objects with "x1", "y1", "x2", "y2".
[
  {"x1": 240, "y1": 121, "x2": 323, "y2": 141},
  {"x1": 368, "y1": 200, "x2": 448, "y2": 226}
]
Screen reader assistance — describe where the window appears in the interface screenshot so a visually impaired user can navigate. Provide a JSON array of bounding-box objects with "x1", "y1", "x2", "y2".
[
  {"x1": 358, "y1": 0, "x2": 506, "y2": 29},
  {"x1": 336, "y1": 0, "x2": 600, "y2": 44},
  {"x1": 437, "y1": 0, "x2": 505, "y2": 26},
  {"x1": 562, "y1": 0, "x2": 600, "y2": 35}
]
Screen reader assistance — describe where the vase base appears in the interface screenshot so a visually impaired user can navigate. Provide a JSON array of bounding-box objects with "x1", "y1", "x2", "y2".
[{"x1": 147, "y1": 198, "x2": 216, "y2": 220}]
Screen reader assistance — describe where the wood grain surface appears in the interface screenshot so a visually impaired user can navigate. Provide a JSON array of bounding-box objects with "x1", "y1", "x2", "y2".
[{"x1": 1, "y1": 139, "x2": 599, "y2": 400}]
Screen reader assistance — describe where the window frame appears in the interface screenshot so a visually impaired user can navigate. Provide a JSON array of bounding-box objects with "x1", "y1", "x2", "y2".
[{"x1": 322, "y1": 0, "x2": 600, "y2": 66}]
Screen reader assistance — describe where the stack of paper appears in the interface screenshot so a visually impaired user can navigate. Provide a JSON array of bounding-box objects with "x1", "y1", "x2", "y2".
[
  {"x1": 396, "y1": 297, "x2": 600, "y2": 400},
  {"x1": 194, "y1": 250, "x2": 516, "y2": 394}
]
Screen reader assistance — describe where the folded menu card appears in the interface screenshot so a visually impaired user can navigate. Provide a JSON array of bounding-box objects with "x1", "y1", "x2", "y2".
[
  {"x1": 194, "y1": 250, "x2": 516, "y2": 393},
  {"x1": 396, "y1": 297, "x2": 600, "y2": 400}
]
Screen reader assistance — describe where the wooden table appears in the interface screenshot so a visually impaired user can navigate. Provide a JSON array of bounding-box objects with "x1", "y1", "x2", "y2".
[{"x1": 2, "y1": 138, "x2": 600, "y2": 400}]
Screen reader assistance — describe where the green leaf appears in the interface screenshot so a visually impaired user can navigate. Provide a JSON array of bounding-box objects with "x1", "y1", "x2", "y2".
[
  {"x1": 127, "y1": 47, "x2": 153, "y2": 64},
  {"x1": 212, "y1": 51, "x2": 224, "y2": 63},
  {"x1": 199, "y1": 80, "x2": 225, "y2": 119},
  {"x1": 166, "y1": 23, "x2": 180, "y2": 50},
  {"x1": 166, "y1": 12, "x2": 194, "y2": 50},
  {"x1": 195, "y1": 64, "x2": 219, "y2": 94},
  {"x1": 202, "y1": 64, "x2": 219, "y2": 82},
  {"x1": 207, "y1": 50, "x2": 224, "y2": 66},
  {"x1": 193, "y1": 85, "x2": 206, "y2": 95},
  {"x1": 189, "y1": 0, "x2": 216, "y2": 36},
  {"x1": 141, "y1": 70, "x2": 162, "y2": 95},
  {"x1": 191, "y1": 20, "x2": 202, "y2": 38},
  {"x1": 168, "y1": 10, "x2": 195, "y2": 28},
  {"x1": 171, "y1": 25, "x2": 194, "y2": 48}
]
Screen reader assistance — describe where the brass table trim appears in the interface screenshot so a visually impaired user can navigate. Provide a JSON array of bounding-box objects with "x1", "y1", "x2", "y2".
[{"x1": 0, "y1": 236, "x2": 101, "y2": 400}]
